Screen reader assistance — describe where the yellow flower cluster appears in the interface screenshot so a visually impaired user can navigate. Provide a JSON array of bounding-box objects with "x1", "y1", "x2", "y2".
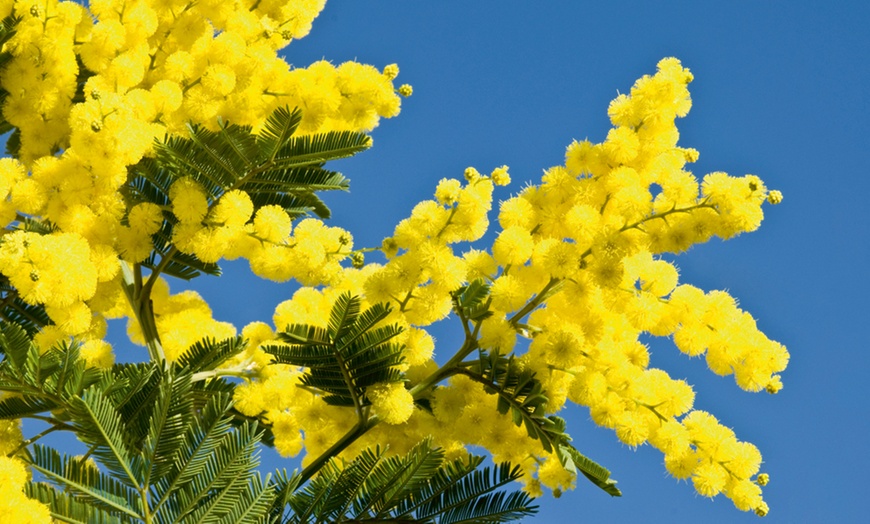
[
  {"x1": 125, "y1": 277, "x2": 235, "y2": 360},
  {"x1": 247, "y1": 58, "x2": 785, "y2": 515},
  {"x1": 0, "y1": 414, "x2": 49, "y2": 523},
  {"x1": 0, "y1": 456, "x2": 51, "y2": 523},
  {"x1": 0, "y1": 0, "x2": 785, "y2": 516},
  {"x1": 0, "y1": 0, "x2": 403, "y2": 351},
  {"x1": 365, "y1": 171, "x2": 496, "y2": 326}
]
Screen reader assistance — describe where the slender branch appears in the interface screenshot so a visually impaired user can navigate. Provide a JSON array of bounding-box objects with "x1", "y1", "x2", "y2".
[
  {"x1": 507, "y1": 278, "x2": 563, "y2": 326},
  {"x1": 620, "y1": 200, "x2": 716, "y2": 233},
  {"x1": 120, "y1": 261, "x2": 165, "y2": 363},
  {"x1": 9, "y1": 424, "x2": 64, "y2": 457},
  {"x1": 409, "y1": 323, "x2": 481, "y2": 399},
  {"x1": 190, "y1": 366, "x2": 258, "y2": 383},
  {"x1": 142, "y1": 246, "x2": 178, "y2": 299},
  {"x1": 297, "y1": 417, "x2": 380, "y2": 486}
]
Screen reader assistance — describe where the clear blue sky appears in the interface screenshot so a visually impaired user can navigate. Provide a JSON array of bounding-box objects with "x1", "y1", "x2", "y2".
[{"x1": 102, "y1": 1, "x2": 867, "y2": 522}]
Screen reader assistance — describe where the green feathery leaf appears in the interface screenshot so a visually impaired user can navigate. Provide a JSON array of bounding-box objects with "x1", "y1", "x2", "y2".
[
  {"x1": 28, "y1": 445, "x2": 143, "y2": 519},
  {"x1": 451, "y1": 278, "x2": 493, "y2": 321},
  {"x1": 558, "y1": 444, "x2": 621, "y2": 497},
  {"x1": 176, "y1": 336, "x2": 247, "y2": 374},
  {"x1": 266, "y1": 294, "x2": 405, "y2": 409},
  {"x1": 286, "y1": 439, "x2": 537, "y2": 523},
  {"x1": 67, "y1": 385, "x2": 141, "y2": 489},
  {"x1": 271, "y1": 130, "x2": 371, "y2": 169},
  {"x1": 256, "y1": 106, "x2": 303, "y2": 163},
  {"x1": 26, "y1": 481, "x2": 131, "y2": 524}
]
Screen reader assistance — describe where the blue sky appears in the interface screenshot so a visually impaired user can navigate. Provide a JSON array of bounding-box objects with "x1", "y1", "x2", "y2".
[{"x1": 101, "y1": 1, "x2": 868, "y2": 522}]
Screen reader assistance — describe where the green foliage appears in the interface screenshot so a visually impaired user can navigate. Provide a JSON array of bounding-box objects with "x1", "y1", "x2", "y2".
[
  {"x1": 0, "y1": 323, "x2": 274, "y2": 522},
  {"x1": 0, "y1": 277, "x2": 52, "y2": 336},
  {"x1": 265, "y1": 293, "x2": 405, "y2": 410},
  {"x1": 0, "y1": 14, "x2": 20, "y2": 136},
  {"x1": 123, "y1": 105, "x2": 369, "y2": 280},
  {"x1": 286, "y1": 438, "x2": 537, "y2": 523},
  {"x1": 451, "y1": 278, "x2": 493, "y2": 323},
  {"x1": 0, "y1": 323, "x2": 537, "y2": 523},
  {"x1": 457, "y1": 351, "x2": 621, "y2": 497}
]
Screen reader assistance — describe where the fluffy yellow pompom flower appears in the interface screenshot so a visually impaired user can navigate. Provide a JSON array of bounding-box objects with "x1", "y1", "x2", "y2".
[
  {"x1": 490, "y1": 165, "x2": 510, "y2": 186},
  {"x1": 253, "y1": 205, "x2": 292, "y2": 243},
  {"x1": 211, "y1": 190, "x2": 253, "y2": 228},
  {"x1": 0, "y1": 456, "x2": 27, "y2": 491},
  {"x1": 151, "y1": 80, "x2": 184, "y2": 115},
  {"x1": 367, "y1": 382, "x2": 414, "y2": 425},
  {"x1": 170, "y1": 178, "x2": 209, "y2": 223},
  {"x1": 127, "y1": 202, "x2": 164, "y2": 236},
  {"x1": 398, "y1": 84, "x2": 413, "y2": 97},
  {"x1": 0, "y1": 456, "x2": 51, "y2": 523},
  {"x1": 202, "y1": 64, "x2": 237, "y2": 96},
  {"x1": 382, "y1": 63, "x2": 399, "y2": 79},
  {"x1": 435, "y1": 178, "x2": 462, "y2": 205},
  {"x1": 79, "y1": 339, "x2": 115, "y2": 368},
  {"x1": 492, "y1": 225, "x2": 534, "y2": 266}
]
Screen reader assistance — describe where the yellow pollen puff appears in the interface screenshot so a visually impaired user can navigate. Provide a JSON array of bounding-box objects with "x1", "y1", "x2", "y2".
[
  {"x1": 202, "y1": 63, "x2": 237, "y2": 96},
  {"x1": 253, "y1": 205, "x2": 292, "y2": 243},
  {"x1": 435, "y1": 178, "x2": 462, "y2": 205},
  {"x1": 212, "y1": 190, "x2": 253, "y2": 227},
  {"x1": 498, "y1": 196, "x2": 534, "y2": 230},
  {"x1": 398, "y1": 84, "x2": 413, "y2": 97},
  {"x1": 766, "y1": 190, "x2": 783, "y2": 205},
  {"x1": 79, "y1": 339, "x2": 115, "y2": 368},
  {"x1": 492, "y1": 225, "x2": 534, "y2": 266},
  {"x1": 490, "y1": 165, "x2": 510, "y2": 186},
  {"x1": 366, "y1": 382, "x2": 414, "y2": 425},
  {"x1": 151, "y1": 80, "x2": 183, "y2": 115},
  {"x1": 382, "y1": 63, "x2": 399, "y2": 79},
  {"x1": 127, "y1": 202, "x2": 164, "y2": 236},
  {"x1": 170, "y1": 178, "x2": 209, "y2": 223},
  {"x1": 463, "y1": 167, "x2": 481, "y2": 182}
]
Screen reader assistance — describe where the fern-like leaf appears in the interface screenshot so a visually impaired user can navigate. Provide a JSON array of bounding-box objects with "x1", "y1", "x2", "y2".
[
  {"x1": 26, "y1": 481, "x2": 131, "y2": 524},
  {"x1": 176, "y1": 336, "x2": 247, "y2": 374},
  {"x1": 28, "y1": 445, "x2": 143, "y2": 520},
  {"x1": 286, "y1": 439, "x2": 536, "y2": 523},
  {"x1": 451, "y1": 278, "x2": 493, "y2": 321},
  {"x1": 459, "y1": 353, "x2": 556, "y2": 451},
  {"x1": 456, "y1": 352, "x2": 620, "y2": 496},
  {"x1": 256, "y1": 106, "x2": 303, "y2": 163},
  {"x1": 68, "y1": 385, "x2": 141, "y2": 489},
  {"x1": 266, "y1": 294, "x2": 404, "y2": 409},
  {"x1": 271, "y1": 130, "x2": 371, "y2": 168}
]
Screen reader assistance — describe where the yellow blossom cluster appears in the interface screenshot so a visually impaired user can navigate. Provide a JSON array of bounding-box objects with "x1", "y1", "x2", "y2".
[
  {"x1": 245, "y1": 58, "x2": 785, "y2": 515},
  {"x1": 0, "y1": 0, "x2": 404, "y2": 348},
  {"x1": 0, "y1": 0, "x2": 785, "y2": 517},
  {"x1": 0, "y1": 399, "x2": 49, "y2": 522},
  {"x1": 0, "y1": 456, "x2": 51, "y2": 523}
]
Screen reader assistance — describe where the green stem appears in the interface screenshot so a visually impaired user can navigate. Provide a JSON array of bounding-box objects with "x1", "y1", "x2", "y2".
[
  {"x1": 620, "y1": 200, "x2": 716, "y2": 233},
  {"x1": 409, "y1": 323, "x2": 481, "y2": 399},
  {"x1": 507, "y1": 278, "x2": 562, "y2": 326},
  {"x1": 190, "y1": 366, "x2": 258, "y2": 383},
  {"x1": 9, "y1": 424, "x2": 63, "y2": 457},
  {"x1": 297, "y1": 417, "x2": 380, "y2": 485},
  {"x1": 120, "y1": 261, "x2": 165, "y2": 363}
]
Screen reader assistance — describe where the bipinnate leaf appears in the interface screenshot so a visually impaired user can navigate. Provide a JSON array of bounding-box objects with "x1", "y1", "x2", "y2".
[
  {"x1": 458, "y1": 351, "x2": 621, "y2": 496},
  {"x1": 287, "y1": 438, "x2": 537, "y2": 523},
  {"x1": 266, "y1": 293, "x2": 405, "y2": 409},
  {"x1": 122, "y1": 105, "x2": 367, "y2": 281}
]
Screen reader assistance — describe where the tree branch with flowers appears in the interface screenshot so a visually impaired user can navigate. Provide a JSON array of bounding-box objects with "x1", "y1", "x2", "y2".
[{"x1": 0, "y1": 1, "x2": 786, "y2": 522}]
